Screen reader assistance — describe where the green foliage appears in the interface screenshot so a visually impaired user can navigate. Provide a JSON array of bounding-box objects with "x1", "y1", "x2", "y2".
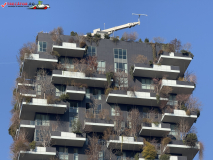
[
  {"x1": 72, "y1": 120, "x2": 82, "y2": 134},
  {"x1": 94, "y1": 33, "x2": 101, "y2": 38},
  {"x1": 184, "y1": 133, "x2": 198, "y2": 147},
  {"x1": 59, "y1": 94, "x2": 70, "y2": 102},
  {"x1": 47, "y1": 95, "x2": 57, "y2": 104},
  {"x1": 106, "y1": 72, "x2": 114, "y2": 87},
  {"x1": 70, "y1": 31, "x2": 78, "y2": 36},
  {"x1": 138, "y1": 38, "x2": 143, "y2": 43},
  {"x1": 149, "y1": 60, "x2": 153, "y2": 66},
  {"x1": 8, "y1": 125, "x2": 17, "y2": 138},
  {"x1": 29, "y1": 141, "x2": 36, "y2": 150},
  {"x1": 160, "y1": 154, "x2": 170, "y2": 160},
  {"x1": 144, "y1": 38, "x2": 149, "y2": 43},
  {"x1": 181, "y1": 104, "x2": 187, "y2": 111},
  {"x1": 142, "y1": 141, "x2": 157, "y2": 160},
  {"x1": 134, "y1": 153, "x2": 139, "y2": 160},
  {"x1": 153, "y1": 121, "x2": 160, "y2": 126},
  {"x1": 158, "y1": 50, "x2": 164, "y2": 55},
  {"x1": 112, "y1": 37, "x2": 119, "y2": 44},
  {"x1": 196, "y1": 109, "x2": 200, "y2": 118},
  {"x1": 25, "y1": 97, "x2": 32, "y2": 103},
  {"x1": 156, "y1": 94, "x2": 160, "y2": 104},
  {"x1": 51, "y1": 50, "x2": 60, "y2": 57},
  {"x1": 129, "y1": 65, "x2": 134, "y2": 79},
  {"x1": 105, "y1": 88, "x2": 113, "y2": 95},
  {"x1": 181, "y1": 50, "x2": 194, "y2": 59},
  {"x1": 104, "y1": 34, "x2": 110, "y2": 39},
  {"x1": 86, "y1": 32, "x2": 92, "y2": 37},
  {"x1": 120, "y1": 37, "x2": 125, "y2": 41},
  {"x1": 79, "y1": 41, "x2": 86, "y2": 48}
]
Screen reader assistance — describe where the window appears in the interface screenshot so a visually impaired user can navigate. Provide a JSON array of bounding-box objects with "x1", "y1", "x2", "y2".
[
  {"x1": 86, "y1": 88, "x2": 101, "y2": 100},
  {"x1": 114, "y1": 49, "x2": 127, "y2": 59},
  {"x1": 59, "y1": 147, "x2": 68, "y2": 160},
  {"x1": 94, "y1": 104, "x2": 102, "y2": 118},
  {"x1": 34, "y1": 129, "x2": 42, "y2": 141},
  {"x1": 167, "y1": 95, "x2": 177, "y2": 106},
  {"x1": 141, "y1": 78, "x2": 154, "y2": 90},
  {"x1": 114, "y1": 62, "x2": 127, "y2": 73},
  {"x1": 99, "y1": 151, "x2": 104, "y2": 160},
  {"x1": 97, "y1": 61, "x2": 106, "y2": 74},
  {"x1": 114, "y1": 49, "x2": 127, "y2": 73},
  {"x1": 87, "y1": 46, "x2": 96, "y2": 56},
  {"x1": 59, "y1": 57, "x2": 74, "y2": 70},
  {"x1": 55, "y1": 85, "x2": 66, "y2": 97},
  {"x1": 115, "y1": 76, "x2": 128, "y2": 88},
  {"x1": 111, "y1": 105, "x2": 120, "y2": 116},
  {"x1": 117, "y1": 152, "x2": 126, "y2": 160},
  {"x1": 69, "y1": 116, "x2": 78, "y2": 132},
  {"x1": 69, "y1": 101, "x2": 78, "y2": 113},
  {"x1": 35, "y1": 114, "x2": 49, "y2": 126},
  {"x1": 36, "y1": 84, "x2": 41, "y2": 95},
  {"x1": 170, "y1": 124, "x2": 178, "y2": 136},
  {"x1": 38, "y1": 41, "x2": 47, "y2": 52},
  {"x1": 74, "y1": 148, "x2": 78, "y2": 160}
]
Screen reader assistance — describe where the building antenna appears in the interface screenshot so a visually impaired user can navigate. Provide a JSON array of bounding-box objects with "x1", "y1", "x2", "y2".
[
  {"x1": 104, "y1": 23, "x2": 105, "y2": 30},
  {"x1": 132, "y1": 13, "x2": 148, "y2": 25}
]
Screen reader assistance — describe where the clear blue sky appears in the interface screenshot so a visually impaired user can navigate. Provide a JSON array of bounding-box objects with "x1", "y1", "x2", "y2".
[{"x1": 0, "y1": 0, "x2": 212, "y2": 159}]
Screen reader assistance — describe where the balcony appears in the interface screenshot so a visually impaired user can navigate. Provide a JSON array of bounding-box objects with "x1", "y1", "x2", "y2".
[
  {"x1": 161, "y1": 109, "x2": 197, "y2": 128},
  {"x1": 66, "y1": 86, "x2": 86, "y2": 100},
  {"x1": 106, "y1": 90, "x2": 168, "y2": 106},
  {"x1": 133, "y1": 64, "x2": 180, "y2": 79},
  {"x1": 18, "y1": 147, "x2": 56, "y2": 160},
  {"x1": 51, "y1": 131, "x2": 86, "y2": 147},
  {"x1": 22, "y1": 53, "x2": 58, "y2": 79},
  {"x1": 52, "y1": 42, "x2": 85, "y2": 57},
  {"x1": 139, "y1": 156, "x2": 187, "y2": 160},
  {"x1": 158, "y1": 52, "x2": 192, "y2": 76},
  {"x1": 84, "y1": 118, "x2": 114, "y2": 132},
  {"x1": 20, "y1": 98, "x2": 67, "y2": 120},
  {"x1": 107, "y1": 136, "x2": 143, "y2": 151},
  {"x1": 19, "y1": 89, "x2": 37, "y2": 97},
  {"x1": 161, "y1": 80, "x2": 195, "y2": 94},
  {"x1": 19, "y1": 120, "x2": 35, "y2": 141},
  {"x1": 140, "y1": 123, "x2": 171, "y2": 137},
  {"x1": 163, "y1": 140, "x2": 199, "y2": 160},
  {"x1": 52, "y1": 70, "x2": 108, "y2": 88}
]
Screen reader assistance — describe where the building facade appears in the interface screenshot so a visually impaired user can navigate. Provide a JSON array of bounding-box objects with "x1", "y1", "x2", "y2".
[{"x1": 14, "y1": 32, "x2": 200, "y2": 160}]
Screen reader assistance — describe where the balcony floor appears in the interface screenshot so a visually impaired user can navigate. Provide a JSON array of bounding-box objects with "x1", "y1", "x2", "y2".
[
  {"x1": 140, "y1": 127, "x2": 171, "y2": 137},
  {"x1": 84, "y1": 122, "x2": 114, "y2": 132}
]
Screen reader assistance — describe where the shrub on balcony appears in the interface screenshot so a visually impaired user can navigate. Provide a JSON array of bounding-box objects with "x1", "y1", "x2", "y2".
[
  {"x1": 129, "y1": 65, "x2": 134, "y2": 80},
  {"x1": 159, "y1": 154, "x2": 170, "y2": 160},
  {"x1": 25, "y1": 97, "x2": 32, "y2": 103},
  {"x1": 186, "y1": 109, "x2": 191, "y2": 116},
  {"x1": 142, "y1": 141, "x2": 157, "y2": 160},
  {"x1": 8, "y1": 124, "x2": 18, "y2": 138},
  {"x1": 59, "y1": 94, "x2": 70, "y2": 102},
  {"x1": 51, "y1": 50, "x2": 60, "y2": 57},
  {"x1": 112, "y1": 37, "x2": 119, "y2": 44},
  {"x1": 184, "y1": 133, "x2": 198, "y2": 147},
  {"x1": 181, "y1": 49, "x2": 194, "y2": 58},
  {"x1": 106, "y1": 72, "x2": 114, "y2": 87},
  {"x1": 134, "y1": 153, "x2": 139, "y2": 160},
  {"x1": 104, "y1": 34, "x2": 110, "y2": 39},
  {"x1": 149, "y1": 60, "x2": 153, "y2": 66},
  {"x1": 46, "y1": 95, "x2": 58, "y2": 104},
  {"x1": 144, "y1": 38, "x2": 149, "y2": 43},
  {"x1": 29, "y1": 141, "x2": 36, "y2": 150},
  {"x1": 72, "y1": 120, "x2": 82, "y2": 134},
  {"x1": 138, "y1": 38, "x2": 143, "y2": 43},
  {"x1": 161, "y1": 137, "x2": 171, "y2": 147}
]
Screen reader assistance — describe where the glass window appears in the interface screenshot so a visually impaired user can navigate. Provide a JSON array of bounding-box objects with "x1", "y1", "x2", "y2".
[
  {"x1": 111, "y1": 105, "x2": 120, "y2": 116},
  {"x1": 59, "y1": 147, "x2": 68, "y2": 160},
  {"x1": 36, "y1": 84, "x2": 41, "y2": 95},
  {"x1": 87, "y1": 88, "x2": 102, "y2": 100},
  {"x1": 87, "y1": 46, "x2": 96, "y2": 56},
  {"x1": 69, "y1": 102, "x2": 78, "y2": 113},
  {"x1": 114, "y1": 62, "x2": 128, "y2": 73},
  {"x1": 94, "y1": 104, "x2": 102, "y2": 116},
  {"x1": 141, "y1": 78, "x2": 154, "y2": 90},
  {"x1": 167, "y1": 95, "x2": 177, "y2": 106},
  {"x1": 74, "y1": 148, "x2": 78, "y2": 160},
  {"x1": 34, "y1": 129, "x2": 42, "y2": 141},
  {"x1": 99, "y1": 151, "x2": 104, "y2": 160},
  {"x1": 97, "y1": 61, "x2": 106, "y2": 74},
  {"x1": 38, "y1": 41, "x2": 47, "y2": 52},
  {"x1": 69, "y1": 116, "x2": 78, "y2": 132},
  {"x1": 59, "y1": 57, "x2": 74, "y2": 70},
  {"x1": 55, "y1": 85, "x2": 66, "y2": 97},
  {"x1": 86, "y1": 88, "x2": 90, "y2": 99},
  {"x1": 35, "y1": 114, "x2": 49, "y2": 126}
]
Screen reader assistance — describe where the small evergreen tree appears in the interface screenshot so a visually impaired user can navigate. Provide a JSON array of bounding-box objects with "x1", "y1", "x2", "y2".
[
  {"x1": 144, "y1": 38, "x2": 149, "y2": 43},
  {"x1": 138, "y1": 38, "x2": 143, "y2": 43},
  {"x1": 71, "y1": 31, "x2": 78, "y2": 36},
  {"x1": 142, "y1": 141, "x2": 157, "y2": 160}
]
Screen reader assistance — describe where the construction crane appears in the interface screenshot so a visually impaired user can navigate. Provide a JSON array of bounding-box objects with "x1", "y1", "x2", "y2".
[{"x1": 86, "y1": 13, "x2": 147, "y2": 38}]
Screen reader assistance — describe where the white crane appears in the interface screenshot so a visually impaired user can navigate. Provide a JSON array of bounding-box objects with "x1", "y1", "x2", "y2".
[{"x1": 86, "y1": 13, "x2": 148, "y2": 38}]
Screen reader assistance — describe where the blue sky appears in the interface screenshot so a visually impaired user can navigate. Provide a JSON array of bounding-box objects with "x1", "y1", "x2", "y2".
[{"x1": 0, "y1": 0, "x2": 212, "y2": 159}]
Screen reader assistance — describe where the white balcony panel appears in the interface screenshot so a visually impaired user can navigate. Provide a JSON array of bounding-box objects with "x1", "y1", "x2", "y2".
[{"x1": 53, "y1": 42, "x2": 85, "y2": 57}]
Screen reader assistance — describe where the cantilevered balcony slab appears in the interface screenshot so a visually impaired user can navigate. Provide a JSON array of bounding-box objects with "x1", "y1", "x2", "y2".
[
  {"x1": 20, "y1": 98, "x2": 67, "y2": 120},
  {"x1": 84, "y1": 119, "x2": 114, "y2": 132},
  {"x1": 158, "y1": 52, "x2": 192, "y2": 76},
  {"x1": 163, "y1": 141, "x2": 199, "y2": 160},
  {"x1": 140, "y1": 123, "x2": 171, "y2": 137},
  {"x1": 161, "y1": 110, "x2": 197, "y2": 128},
  {"x1": 53, "y1": 42, "x2": 85, "y2": 57},
  {"x1": 133, "y1": 64, "x2": 180, "y2": 79},
  {"x1": 107, "y1": 136, "x2": 143, "y2": 151},
  {"x1": 18, "y1": 147, "x2": 56, "y2": 160},
  {"x1": 51, "y1": 131, "x2": 86, "y2": 147},
  {"x1": 52, "y1": 70, "x2": 108, "y2": 88},
  {"x1": 106, "y1": 90, "x2": 168, "y2": 106},
  {"x1": 139, "y1": 156, "x2": 187, "y2": 160},
  {"x1": 66, "y1": 86, "x2": 86, "y2": 100},
  {"x1": 19, "y1": 90, "x2": 37, "y2": 97},
  {"x1": 19, "y1": 120, "x2": 35, "y2": 141},
  {"x1": 22, "y1": 53, "x2": 58, "y2": 79},
  {"x1": 161, "y1": 79, "x2": 195, "y2": 94}
]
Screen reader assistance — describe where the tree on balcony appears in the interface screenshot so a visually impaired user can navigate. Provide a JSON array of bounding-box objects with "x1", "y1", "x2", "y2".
[
  {"x1": 49, "y1": 27, "x2": 64, "y2": 45},
  {"x1": 142, "y1": 140, "x2": 157, "y2": 160}
]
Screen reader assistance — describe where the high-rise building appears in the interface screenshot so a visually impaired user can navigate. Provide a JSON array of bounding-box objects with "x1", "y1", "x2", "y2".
[{"x1": 11, "y1": 31, "x2": 201, "y2": 160}]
